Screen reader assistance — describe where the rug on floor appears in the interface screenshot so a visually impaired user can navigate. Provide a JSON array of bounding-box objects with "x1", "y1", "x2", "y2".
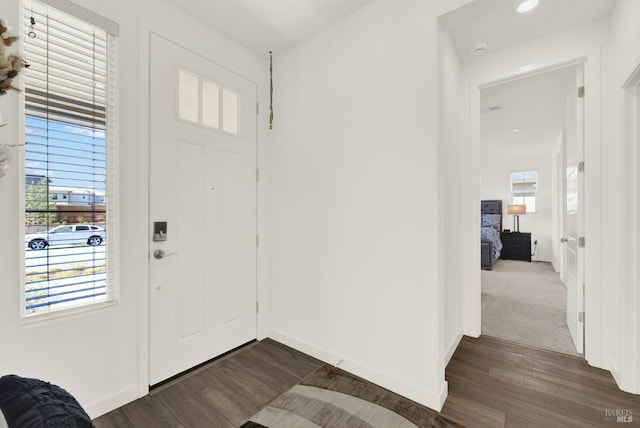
[{"x1": 241, "y1": 365, "x2": 461, "y2": 428}]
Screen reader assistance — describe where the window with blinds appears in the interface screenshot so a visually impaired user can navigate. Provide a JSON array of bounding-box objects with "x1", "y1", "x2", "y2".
[{"x1": 22, "y1": 0, "x2": 118, "y2": 316}]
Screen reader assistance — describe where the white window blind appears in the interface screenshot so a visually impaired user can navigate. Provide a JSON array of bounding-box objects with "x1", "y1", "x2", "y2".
[{"x1": 22, "y1": 0, "x2": 118, "y2": 316}]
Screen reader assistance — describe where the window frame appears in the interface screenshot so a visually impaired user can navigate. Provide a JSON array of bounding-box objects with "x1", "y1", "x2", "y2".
[
  {"x1": 510, "y1": 169, "x2": 538, "y2": 214},
  {"x1": 20, "y1": 0, "x2": 119, "y2": 319}
]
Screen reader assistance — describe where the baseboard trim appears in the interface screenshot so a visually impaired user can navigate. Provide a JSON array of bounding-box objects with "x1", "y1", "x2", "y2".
[
  {"x1": 438, "y1": 379, "x2": 449, "y2": 410},
  {"x1": 268, "y1": 329, "x2": 446, "y2": 412},
  {"x1": 84, "y1": 385, "x2": 140, "y2": 420},
  {"x1": 444, "y1": 332, "x2": 463, "y2": 365}
]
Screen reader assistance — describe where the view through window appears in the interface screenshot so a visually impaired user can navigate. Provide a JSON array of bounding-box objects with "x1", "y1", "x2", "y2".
[
  {"x1": 23, "y1": 0, "x2": 117, "y2": 316},
  {"x1": 511, "y1": 170, "x2": 538, "y2": 213}
]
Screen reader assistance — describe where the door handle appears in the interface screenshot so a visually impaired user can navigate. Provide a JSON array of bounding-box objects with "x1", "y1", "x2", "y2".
[
  {"x1": 560, "y1": 237, "x2": 568, "y2": 243},
  {"x1": 154, "y1": 249, "x2": 177, "y2": 259}
]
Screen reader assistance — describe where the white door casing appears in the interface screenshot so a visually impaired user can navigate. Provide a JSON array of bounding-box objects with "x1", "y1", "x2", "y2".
[
  {"x1": 563, "y1": 66, "x2": 585, "y2": 354},
  {"x1": 552, "y1": 135, "x2": 565, "y2": 277},
  {"x1": 149, "y1": 34, "x2": 257, "y2": 385},
  {"x1": 621, "y1": 65, "x2": 640, "y2": 393}
]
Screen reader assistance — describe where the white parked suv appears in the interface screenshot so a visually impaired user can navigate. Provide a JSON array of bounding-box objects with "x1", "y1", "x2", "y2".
[{"x1": 26, "y1": 224, "x2": 106, "y2": 250}]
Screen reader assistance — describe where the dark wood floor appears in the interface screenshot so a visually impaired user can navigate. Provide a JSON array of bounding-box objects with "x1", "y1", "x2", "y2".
[
  {"x1": 441, "y1": 336, "x2": 640, "y2": 427},
  {"x1": 93, "y1": 339, "x2": 324, "y2": 427},
  {"x1": 95, "y1": 336, "x2": 639, "y2": 427}
]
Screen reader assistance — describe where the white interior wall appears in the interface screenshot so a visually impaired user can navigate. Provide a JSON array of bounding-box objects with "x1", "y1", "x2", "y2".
[
  {"x1": 267, "y1": 0, "x2": 472, "y2": 411},
  {"x1": 479, "y1": 134, "x2": 558, "y2": 262},
  {"x1": 609, "y1": 0, "x2": 640, "y2": 393},
  {"x1": 438, "y1": 27, "x2": 466, "y2": 362},
  {"x1": 0, "y1": 0, "x2": 269, "y2": 418}
]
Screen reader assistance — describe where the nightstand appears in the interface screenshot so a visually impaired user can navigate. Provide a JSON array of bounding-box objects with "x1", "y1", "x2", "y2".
[{"x1": 501, "y1": 232, "x2": 531, "y2": 262}]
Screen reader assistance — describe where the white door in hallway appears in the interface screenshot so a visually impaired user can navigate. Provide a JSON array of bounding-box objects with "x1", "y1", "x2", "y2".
[
  {"x1": 563, "y1": 66, "x2": 585, "y2": 354},
  {"x1": 149, "y1": 34, "x2": 257, "y2": 385}
]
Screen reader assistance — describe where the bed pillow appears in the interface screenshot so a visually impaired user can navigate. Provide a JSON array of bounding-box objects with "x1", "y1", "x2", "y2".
[
  {"x1": 0, "y1": 375, "x2": 93, "y2": 428},
  {"x1": 481, "y1": 214, "x2": 501, "y2": 231}
]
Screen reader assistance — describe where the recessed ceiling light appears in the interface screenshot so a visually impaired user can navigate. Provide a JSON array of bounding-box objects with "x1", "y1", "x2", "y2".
[
  {"x1": 470, "y1": 42, "x2": 488, "y2": 56},
  {"x1": 512, "y1": 128, "x2": 521, "y2": 133},
  {"x1": 517, "y1": 0, "x2": 539, "y2": 13}
]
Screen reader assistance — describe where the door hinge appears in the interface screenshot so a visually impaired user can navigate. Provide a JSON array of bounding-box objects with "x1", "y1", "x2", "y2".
[
  {"x1": 256, "y1": 102, "x2": 259, "y2": 115},
  {"x1": 578, "y1": 86, "x2": 585, "y2": 98},
  {"x1": 256, "y1": 301, "x2": 259, "y2": 314},
  {"x1": 578, "y1": 311, "x2": 585, "y2": 323},
  {"x1": 256, "y1": 235, "x2": 260, "y2": 247},
  {"x1": 578, "y1": 236, "x2": 585, "y2": 248},
  {"x1": 578, "y1": 161, "x2": 585, "y2": 173},
  {"x1": 256, "y1": 169, "x2": 260, "y2": 182}
]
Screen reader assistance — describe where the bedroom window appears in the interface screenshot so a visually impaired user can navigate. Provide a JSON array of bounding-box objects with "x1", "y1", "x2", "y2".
[
  {"x1": 22, "y1": 0, "x2": 118, "y2": 316},
  {"x1": 511, "y1": 170, "x2": 537, "y2": 213}
]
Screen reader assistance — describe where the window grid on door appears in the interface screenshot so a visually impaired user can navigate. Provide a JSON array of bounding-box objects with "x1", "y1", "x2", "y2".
[{"x1": 178, "y1": 68, "x2": 240, "y2": 136}]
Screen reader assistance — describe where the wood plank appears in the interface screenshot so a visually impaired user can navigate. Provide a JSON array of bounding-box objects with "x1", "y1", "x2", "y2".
[
  {"x1": 94, "y1": 336, "x2": 639, "y2": 428},
  {"x1": 440, "y1": 393, "x2": 506, "y2": 428},
  {"x1": 246, "y1": 339, "x2": 324, "y2": 380},
  {"x1": 93, "y1": 409, "x2": 134, "y2": 428},
  {"x1": 442, "y1": 336, "x2": 640, "y2": 428},
  {"x1": 120, "y1": 395, "x2": 183, "y2": 428},
  {"x1": 205, "y1": 359, "x2": 283, "y2": 409},
  {"x1": 154, "y1": 382, "x2": 234, "y2": 427}
]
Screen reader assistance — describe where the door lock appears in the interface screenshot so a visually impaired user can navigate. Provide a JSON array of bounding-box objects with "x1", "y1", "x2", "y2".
[{"x1": 153, "y1": 222, "x2": 168, "y2": 241}]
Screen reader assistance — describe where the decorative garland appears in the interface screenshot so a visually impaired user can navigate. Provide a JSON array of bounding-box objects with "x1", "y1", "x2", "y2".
[
  {"x1": 0, "y1": 19, "x2": 28, "y2": 176},
  {"x1": 269, "y1": 51, "x2": 274, "y2": 130},
  {"x1": 0, "y1": 19, "x2": 28, "y2": 96}
]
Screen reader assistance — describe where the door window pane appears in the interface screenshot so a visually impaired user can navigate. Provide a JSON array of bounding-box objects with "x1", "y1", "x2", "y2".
[
  {"x1": 202, "y1": 80, "x2": 220, "y2": 129},
  {"x1": 178, "y1": 69, "x2": 199, "y2": 123},
  {"x1": 222, "y1": 88, "x2": 239, "y2": 135}
]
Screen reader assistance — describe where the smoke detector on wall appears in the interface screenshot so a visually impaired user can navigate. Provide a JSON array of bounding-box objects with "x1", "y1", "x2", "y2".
[{"x1": 470, "y1": 42, "x2": 488, "y2": 56}]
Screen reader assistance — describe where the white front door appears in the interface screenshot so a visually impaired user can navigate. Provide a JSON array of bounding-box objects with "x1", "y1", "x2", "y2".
[
  {"x1": 564, "y1": 66, "x2": 585, "y2": 354},
  {"x1": 149, "y1": 34, "x2": 257, "y2": 385}
]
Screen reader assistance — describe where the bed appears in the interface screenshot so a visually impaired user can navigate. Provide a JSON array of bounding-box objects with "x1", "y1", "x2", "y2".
[{"x1": 481, "y1": 200, "x2": 503, "y2": 270}]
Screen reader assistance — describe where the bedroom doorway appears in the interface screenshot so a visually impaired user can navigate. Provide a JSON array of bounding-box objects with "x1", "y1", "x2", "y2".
[{"x1": 479, "y1": 63, "x2": 585, "y2": 356}]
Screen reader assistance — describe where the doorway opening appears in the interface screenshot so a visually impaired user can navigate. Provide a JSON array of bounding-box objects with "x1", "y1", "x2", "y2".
[{"x1": 479, "y1": 64, "x2": 585, "y2": 356}]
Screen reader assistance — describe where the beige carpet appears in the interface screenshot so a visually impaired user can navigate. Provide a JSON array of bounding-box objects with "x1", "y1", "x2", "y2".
[{"x1": 482, "y1": 259, "x2": 581, "y2": 356}]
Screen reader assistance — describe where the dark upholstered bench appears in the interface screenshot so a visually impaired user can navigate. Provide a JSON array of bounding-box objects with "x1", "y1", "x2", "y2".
[{"x1": 0, "y1": 375, "x2": 93, "y2": 428}]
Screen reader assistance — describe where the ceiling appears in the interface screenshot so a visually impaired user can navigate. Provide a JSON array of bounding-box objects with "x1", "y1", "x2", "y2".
[
  {"x1": 440, "y1": 0, "x2": 615, "y2": 64},
  {"x1": 441, "y1": 0, "x2": 613, "y2": 155},
  {"x1": 480, "y1": 66, "x2": 576, "y2": 154},
  {"x1": 160, "y1": 0, "x2": 374, "y2": 54},
  {"x1": 161, "y1": 0, "x2": 613, "y2": 155}
]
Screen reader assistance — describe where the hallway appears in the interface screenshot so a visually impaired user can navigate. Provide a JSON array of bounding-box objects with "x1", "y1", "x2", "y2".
[{"x1": 441, "y1": 336, "x2": 639, "y2": 427}]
